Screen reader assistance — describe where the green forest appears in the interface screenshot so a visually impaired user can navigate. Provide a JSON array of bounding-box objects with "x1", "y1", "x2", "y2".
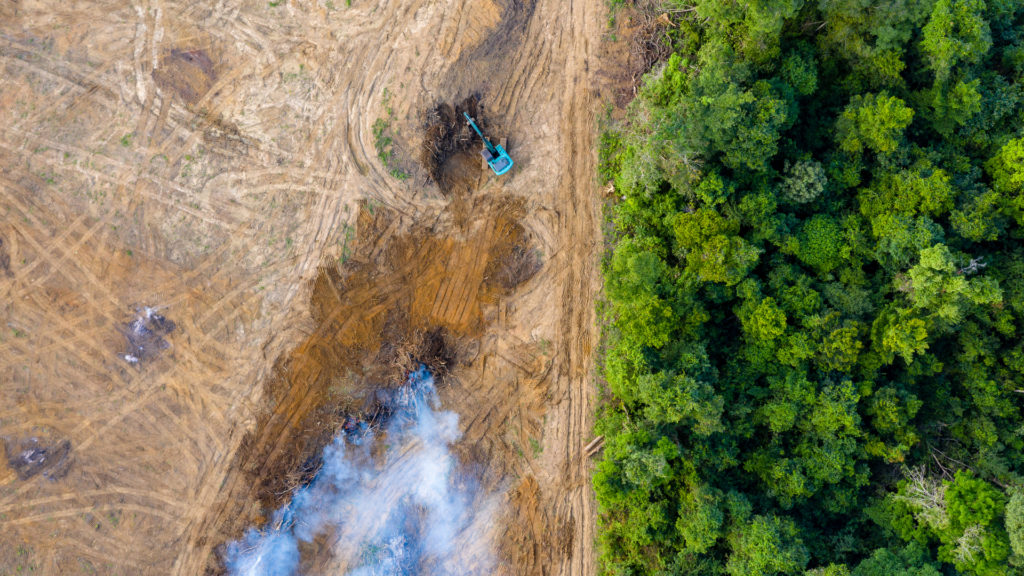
[{"x1": 594, "y1": 0, "x2": 1024, "y2": 574}]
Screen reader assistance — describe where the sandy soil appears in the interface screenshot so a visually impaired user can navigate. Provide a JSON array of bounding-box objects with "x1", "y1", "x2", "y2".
[{"x1": 0, "y1": 0, "x2": 606, "y2": 573}]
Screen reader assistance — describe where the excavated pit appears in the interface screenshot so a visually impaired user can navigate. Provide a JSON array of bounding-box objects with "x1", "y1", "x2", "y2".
[{"x1": 421, "y1": 96, "x2": 489, "y2": 195}]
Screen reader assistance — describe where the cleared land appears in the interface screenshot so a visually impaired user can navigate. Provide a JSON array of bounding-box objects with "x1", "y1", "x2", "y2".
[{"x1": 0, "y1": 0, "x2": 608, "y2": 573}]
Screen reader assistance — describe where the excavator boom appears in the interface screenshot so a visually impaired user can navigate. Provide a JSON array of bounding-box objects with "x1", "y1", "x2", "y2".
[{"x1": 463, "y1": 112, "x2": 514, "y2": 176}]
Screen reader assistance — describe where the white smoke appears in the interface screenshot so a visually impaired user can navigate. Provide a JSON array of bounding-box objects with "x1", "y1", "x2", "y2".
[{"x1": 225, "y1": 366, "x2": 494, "y2": 575}]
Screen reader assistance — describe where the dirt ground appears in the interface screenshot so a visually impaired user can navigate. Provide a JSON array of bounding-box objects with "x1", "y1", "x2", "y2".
[{"x1": 0, "y1": 0, "x2": 609, "y2": 573}]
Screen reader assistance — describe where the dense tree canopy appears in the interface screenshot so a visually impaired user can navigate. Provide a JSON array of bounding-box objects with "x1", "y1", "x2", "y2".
[{"x1": 595, "y1": 0, "x2": 1024, "y2": 574}]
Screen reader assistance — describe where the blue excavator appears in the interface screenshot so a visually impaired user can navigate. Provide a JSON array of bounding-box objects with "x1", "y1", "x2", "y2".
[{"x1": 463, "y1": 112, "x2": 513, "y2": 176}]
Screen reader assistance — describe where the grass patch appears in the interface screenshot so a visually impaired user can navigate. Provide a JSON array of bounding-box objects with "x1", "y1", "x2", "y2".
[{"x1": 372, "y1": 89, "x2": 410, "y2": 180}]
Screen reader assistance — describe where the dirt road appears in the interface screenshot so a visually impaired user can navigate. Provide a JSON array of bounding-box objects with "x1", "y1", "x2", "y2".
[{"x1": 0, "y1": 0, "x2": 603, "y2": 573}]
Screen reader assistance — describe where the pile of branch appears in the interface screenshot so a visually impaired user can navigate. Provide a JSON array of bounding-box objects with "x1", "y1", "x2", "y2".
[
  {"x1": 628, "y1": 9, "x2": 673, "y2": 95},
  {"x1": 420, "y1": 97, "x2": 481, "y2": 187}
]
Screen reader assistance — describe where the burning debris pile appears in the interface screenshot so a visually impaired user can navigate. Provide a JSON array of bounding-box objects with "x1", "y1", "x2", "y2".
[
  {"x1": 4, "y1": 436, "x2": 72, "y2": 481},
  {"x1": 121, "y1": 306, "x2": 176, "y2": 364},
  {"x1": 224, "y1": 366, "x2": 493, "y2": 576}
]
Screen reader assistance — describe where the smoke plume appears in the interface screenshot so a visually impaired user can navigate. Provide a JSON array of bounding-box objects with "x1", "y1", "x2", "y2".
[{"x1": 225, "y1": 366, "x2": 494, "y2": 575}]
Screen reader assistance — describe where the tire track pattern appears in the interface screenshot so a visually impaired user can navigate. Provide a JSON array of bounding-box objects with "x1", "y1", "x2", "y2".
[{"x1": 0, "y1": 0, "x2": 603, "y2": 574}]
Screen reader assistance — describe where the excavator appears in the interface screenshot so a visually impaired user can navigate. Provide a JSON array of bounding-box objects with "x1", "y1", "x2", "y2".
[{"x1": 463, "y1": 112, "x2": 513, "y2": 176}]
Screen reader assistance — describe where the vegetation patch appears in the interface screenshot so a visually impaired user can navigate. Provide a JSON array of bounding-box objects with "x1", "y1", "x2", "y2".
[
  {"x1": 595, "y1": 1, "x2": 1024, "y2": 575},
  {"x1": 372, "y1": 88, "x2": 410, "y2": 180}
]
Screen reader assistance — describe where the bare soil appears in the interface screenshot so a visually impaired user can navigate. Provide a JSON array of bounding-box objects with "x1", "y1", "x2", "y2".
[{"x1": 0, "y1": 0, "x2": 606, "y2": 574}]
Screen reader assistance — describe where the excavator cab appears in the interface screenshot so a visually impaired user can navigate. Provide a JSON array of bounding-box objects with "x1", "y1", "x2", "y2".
[{"x1": 463, "y1": 112, "x2": 513, "y2": 176}]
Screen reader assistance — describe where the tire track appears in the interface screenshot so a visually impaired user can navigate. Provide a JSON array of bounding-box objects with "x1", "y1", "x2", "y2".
[{"x1": 0, "y1": 0, "x2": 605, "y2": 574}]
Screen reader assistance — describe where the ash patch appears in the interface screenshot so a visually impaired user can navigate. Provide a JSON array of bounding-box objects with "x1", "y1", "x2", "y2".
[
  {"x1": 121, "y1": 307, "x2": 176, "y2": 364},
  {"x1": 4, "y1": 436, "x2": 72, "y2": 481}
]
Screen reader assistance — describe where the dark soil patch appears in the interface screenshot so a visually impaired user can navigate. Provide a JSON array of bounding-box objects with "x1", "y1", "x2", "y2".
[
  {"x1": 482, "y1": 200, "x2": 541, "y2": 293},
  {"x1": 0, "y1": 237, "x2": 11, "y2": 277},
  {"x1": 439, "y1": 0, "x2": 538, "y2": 98},
  {"x1": 439, "y1": 148, "x2": 484, "y2": 196},
  {"x1": 153, "y1": 48, "x2": 217, "y2": 105},
  {"x1": 487, "y1": 243, "x2": 541, "y2": 291}
]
